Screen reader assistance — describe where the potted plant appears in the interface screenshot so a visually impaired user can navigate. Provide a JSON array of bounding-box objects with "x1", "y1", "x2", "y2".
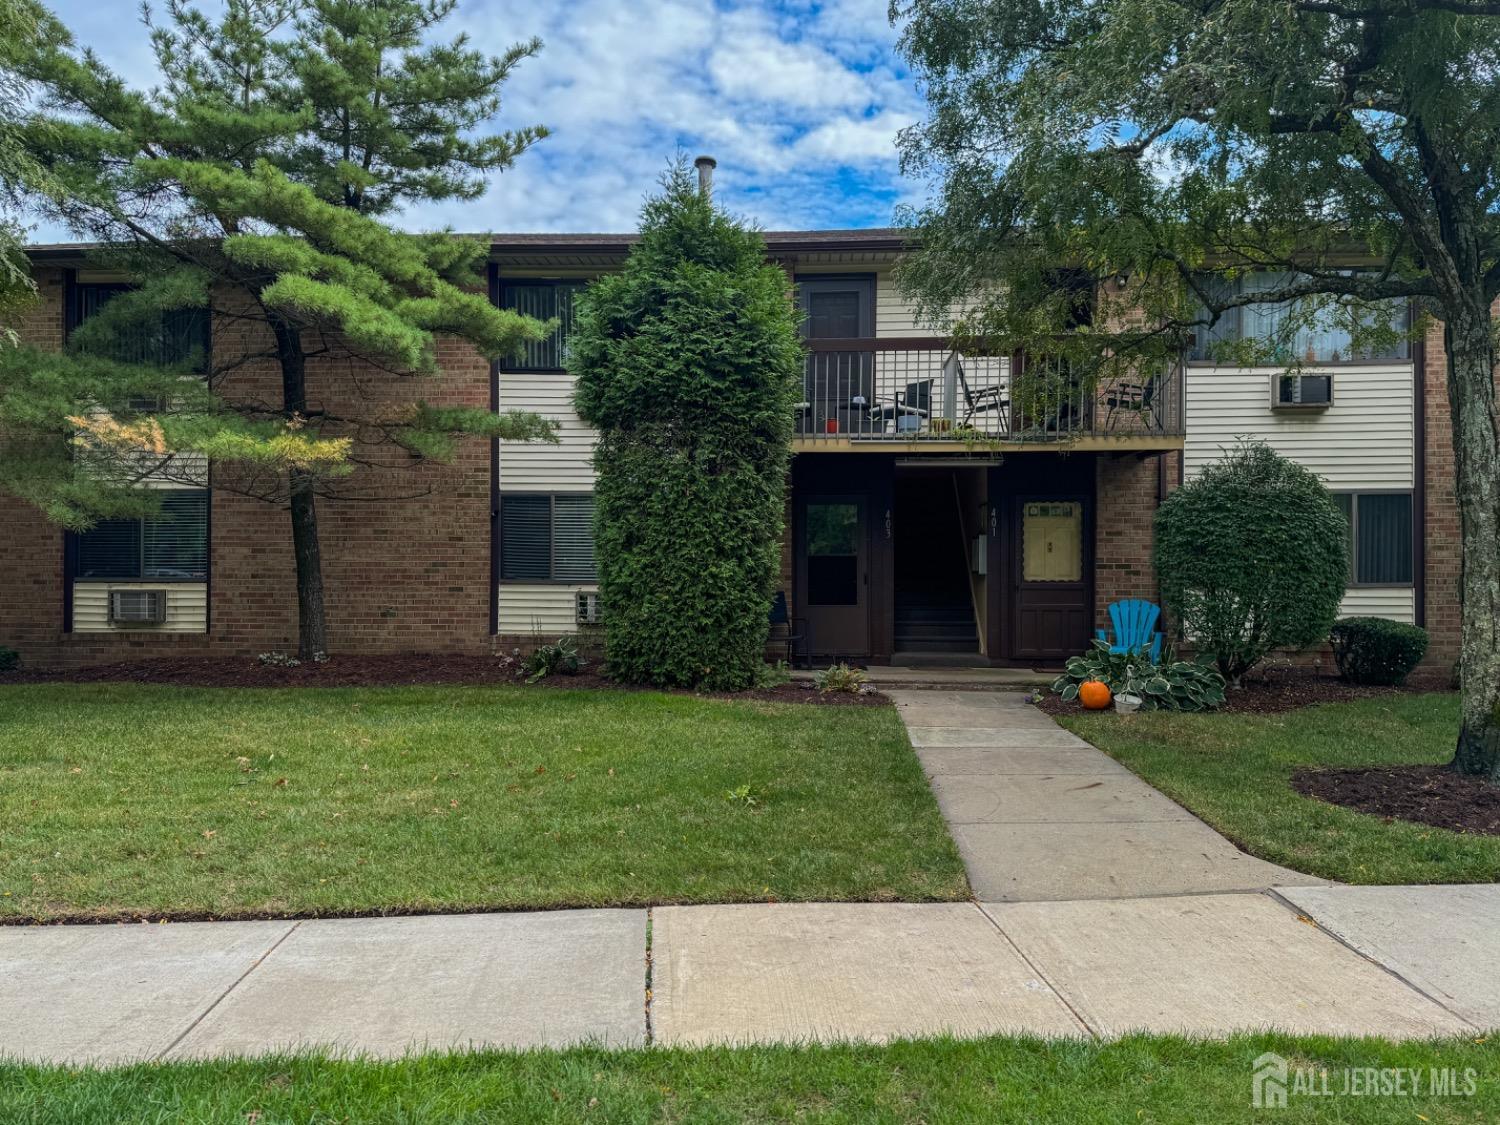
[{"x1": 1114, "y1": 670, "x2": 1143, "y2": 715}]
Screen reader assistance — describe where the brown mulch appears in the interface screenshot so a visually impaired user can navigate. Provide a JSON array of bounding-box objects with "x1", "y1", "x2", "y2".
[
  {"x1": 1034, "y1": 668, "x2": 1453, "y2": 717},
  {"x1": 1294, "y1": 764, "x2": 1500, "y2": 836},
  {"x1": 0, "y1": 654, "x2": 887, "y2": 706}
]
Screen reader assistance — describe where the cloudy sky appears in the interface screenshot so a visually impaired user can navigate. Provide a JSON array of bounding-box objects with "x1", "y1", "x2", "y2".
[{"x1": 34, "y1": 0, "x2": 927, "y2": 239}]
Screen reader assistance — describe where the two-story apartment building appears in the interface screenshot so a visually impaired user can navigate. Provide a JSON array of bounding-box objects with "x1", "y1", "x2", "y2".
[{"x1": 0, "y1": 231, "x2": 1464, "y2": 671}]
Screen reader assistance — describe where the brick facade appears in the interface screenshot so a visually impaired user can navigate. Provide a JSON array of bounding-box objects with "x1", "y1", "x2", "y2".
[
  {"x1": 2, "y1": 268, "x2": 495, "y2": 667},
  {"x1": 1, "y1": 257, "x2": 1480, "y2": 672}
]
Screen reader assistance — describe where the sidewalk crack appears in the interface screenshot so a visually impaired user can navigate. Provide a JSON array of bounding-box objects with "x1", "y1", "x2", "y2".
[
  {"x1": 155, "y1": 919, "x2": 303, "y2": 1060},
  {"x1": 974, "y1": 903, "x2": 1099, "y2": 1040}
]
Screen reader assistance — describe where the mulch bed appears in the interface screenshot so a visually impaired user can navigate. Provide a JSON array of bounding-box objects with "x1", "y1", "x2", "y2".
[
  {"x1": 1034, "y1": 668, "x2": 1453, "y2": 717},
  {"x1": 0, "y1": 655, "x2": 887, "y2": 706},
  {"x1": 1294, "y1": 764, "x2": 1500, "y2": 836}
]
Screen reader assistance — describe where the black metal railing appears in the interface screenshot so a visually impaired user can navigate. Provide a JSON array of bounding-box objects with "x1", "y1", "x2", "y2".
[{"x1": 795, "y1": 339, "x2": 1183, "y2": 444}]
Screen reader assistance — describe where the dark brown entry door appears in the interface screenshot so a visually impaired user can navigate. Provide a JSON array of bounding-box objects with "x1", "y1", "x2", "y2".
[
  {"x1": 1011, "y1": 497, "x2": 1091, "y2": 662},
  {"x1": 798, "y1": 495, "x2": 870, "y2": 659}
]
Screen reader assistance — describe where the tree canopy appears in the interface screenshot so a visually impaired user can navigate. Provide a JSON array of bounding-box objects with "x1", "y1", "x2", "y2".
[
  {"x1": 894, "y1": 0, "x2": 1500, "y2": 778},
  {"x1": 3, "y1": 0, "x2": 555, "y2": 655}
]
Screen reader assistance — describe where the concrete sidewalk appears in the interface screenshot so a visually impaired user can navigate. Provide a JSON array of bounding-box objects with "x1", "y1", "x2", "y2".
[
  {"x1": 2, "y1": 889, "x2": 1490, "y2": 1064},
  {"x1": 3, "y1": 690, "x2": 1493, "y2": 1064},
  {"x1": 888, "y1": 689, "x2": 1327, "y2": 901}
]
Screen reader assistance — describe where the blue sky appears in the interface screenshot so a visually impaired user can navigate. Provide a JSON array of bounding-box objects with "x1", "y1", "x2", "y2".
[{"x1": 34, "y1": 0, "x2": 925, "y2": 239}]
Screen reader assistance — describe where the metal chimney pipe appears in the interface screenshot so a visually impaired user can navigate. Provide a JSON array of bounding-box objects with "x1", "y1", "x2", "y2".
[{"x1": 694, "y1": 154, "x2": 717, "y2": 198}]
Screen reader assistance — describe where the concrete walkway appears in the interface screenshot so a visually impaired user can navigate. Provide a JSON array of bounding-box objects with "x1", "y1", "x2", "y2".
[
  {"x1": 4, "y1": 889, "x2": 1492, "y2": 1064},
  {"x1": 888, "y1": 689, "x2": 1327, "y2": 901},
  {"x1": 3, "y1": 690, "x2": 1495, "y2": 1064}
]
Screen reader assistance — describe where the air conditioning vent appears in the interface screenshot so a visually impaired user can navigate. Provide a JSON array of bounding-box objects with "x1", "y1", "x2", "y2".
[
  {"x1": 109, "y1": 589, "x2": 167, "y2": 625},
  {"x1": 576, "y1": 591, "x2": 601, "y2": 626},
  {"x1": 1273, "y1": 373, "x2": 1333, "y2": 410}
]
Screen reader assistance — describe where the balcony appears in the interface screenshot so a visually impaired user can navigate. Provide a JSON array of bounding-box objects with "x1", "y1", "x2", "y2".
[{"x1": 795, "y1": 338, "x2": 1184, "y2": 451}]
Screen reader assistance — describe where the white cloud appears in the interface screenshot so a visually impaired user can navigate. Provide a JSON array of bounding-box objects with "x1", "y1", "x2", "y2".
[{"x1": 32, "y1": 0, "x2": 923, "y2": 239}]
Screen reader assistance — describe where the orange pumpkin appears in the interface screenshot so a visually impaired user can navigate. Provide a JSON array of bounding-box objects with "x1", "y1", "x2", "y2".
[{"x1": 1079, "y1": 679, "x2": 1113, "y2": 710}]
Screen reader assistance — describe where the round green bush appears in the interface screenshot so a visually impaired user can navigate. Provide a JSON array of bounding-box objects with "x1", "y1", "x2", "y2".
[
  {"x1": 1154, "y1": 442, "x2": 1349, "y2": 682},
  {"x1": 1329, "y1": 617, "x2": 1429, "y2": 685},
  {"x1": 569, "y1": 164, "x2": 802, "y2": 690}
]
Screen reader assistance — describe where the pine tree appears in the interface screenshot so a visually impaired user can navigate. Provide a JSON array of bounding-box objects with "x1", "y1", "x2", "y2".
[
  {"x1": 0, "y1": 0, "x2": 50, "y2": 338},
  {"x1": 571, "y1": 163, "x2": 802, "y2": 690},
  {"x1": 3, "y1": 0, "x2": 555, "y2": 657}
]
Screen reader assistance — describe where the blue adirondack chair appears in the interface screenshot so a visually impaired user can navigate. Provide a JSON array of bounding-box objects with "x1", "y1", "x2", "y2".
[{"x1": 1097, "y1": 599, "x2": 1164, "y2": 664}]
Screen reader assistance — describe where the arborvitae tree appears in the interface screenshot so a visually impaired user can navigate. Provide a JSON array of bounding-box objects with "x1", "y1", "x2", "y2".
[
  {"x1": 2, "y1": 0, "x2": 554, "y2": 657},
  {"x1": 895, "y1": 0, "x2": 1500, "y2": 779},
  {"x1": 570, "y1": 165, "x2": 802, "y2": 690}
]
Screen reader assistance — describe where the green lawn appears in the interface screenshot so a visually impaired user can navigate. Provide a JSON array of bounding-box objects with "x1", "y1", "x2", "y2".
[
  {"x1": 1056, "y1": 693, "x2": 1500, "y2": 884},
  {"x1": 5, "y1": 1036, "x2": 1499, "y2": 1123},
  {"x1": 0, "y1": 684, "x2": 967, "y2": 921}
]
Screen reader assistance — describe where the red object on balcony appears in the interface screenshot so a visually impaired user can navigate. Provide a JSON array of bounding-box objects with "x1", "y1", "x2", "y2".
[{"x1": 824, "y1": 417, "x2": 839, "y2": 434}]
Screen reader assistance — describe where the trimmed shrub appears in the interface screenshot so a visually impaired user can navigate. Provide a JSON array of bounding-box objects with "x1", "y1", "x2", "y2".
[
  {"x1": 815, "y1": 663, "x2": 868, "y2": 695},
  {"x1": 1051, "y1": 639, "x2": 1226, "y2": 711},
  {"x1": 1329, "y1": 617, "x2": 1429, "y2": 685},
  {"x1": 1155, "y1": 442, "x2": 1348, "y2": 683},
  {"x1": 0, "y1": 646, "x2": 17, "y2": 673},
  {"x1": 570, "y1": 163, "x2": 801, "y2": 690},
  {"x1": 523, "y1": 636, "x2": 582, "y2": 683}
]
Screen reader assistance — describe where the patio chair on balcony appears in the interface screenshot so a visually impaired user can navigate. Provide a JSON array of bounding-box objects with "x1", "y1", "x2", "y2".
[
  {"x1": 1103, "y1": 375, "x2": 1157, "y2": 430},
  {"x1": 945, "y1": 353, "x2": 1011, "y2": 432},
  {"x1": 870, "y1": 379, "x2": 932, "y2": 434}
]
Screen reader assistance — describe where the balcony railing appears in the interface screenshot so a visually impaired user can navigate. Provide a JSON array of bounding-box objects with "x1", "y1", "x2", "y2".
[{"x1": 796, "y1": 338, "x2": 1183, "y2": 445}]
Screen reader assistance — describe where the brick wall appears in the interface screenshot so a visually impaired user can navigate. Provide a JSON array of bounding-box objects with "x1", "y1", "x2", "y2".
[
  {"x1": 1, "y1": 270, "x2": 495, "y2": 667},
  {"x1": 1093, "y1": 451, "x2": 1174, "y2": 630},
  {"x1": 1420, "y1": 319, "x2": 1462, "y2": 670}
]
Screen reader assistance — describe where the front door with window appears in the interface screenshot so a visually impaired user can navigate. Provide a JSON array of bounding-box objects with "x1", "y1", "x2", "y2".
[
  {"x1": 797, "y1": 495, "x2": 870, "y2": 659},
  {"x1": 1010, "y1": 497, "x2": 1091, "y2": 662}
]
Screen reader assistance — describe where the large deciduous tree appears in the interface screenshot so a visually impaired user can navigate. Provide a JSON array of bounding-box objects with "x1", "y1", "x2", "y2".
[
  {"x1": 893, "y1": 0, "x2": 1500, "y2": 778},
  {"x1": 2, "y1": 0, "x2": 555, "y2": 657},
  {"x1": 570, "y1": 164, "x2": 802, "y2": 690}
]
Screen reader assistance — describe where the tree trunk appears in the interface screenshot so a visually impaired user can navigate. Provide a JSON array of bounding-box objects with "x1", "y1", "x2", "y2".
[
  {"x1": 271, "y1": 316, "x2": 330, "y2": 660},
  {"x1": 1443, "y1": 305, "x2": 1500, "y2": 780}
]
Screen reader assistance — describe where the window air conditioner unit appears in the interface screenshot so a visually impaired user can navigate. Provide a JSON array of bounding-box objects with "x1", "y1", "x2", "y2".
[
  {"x1": 1272, "y1": 373, "x2": 1333, "y2": 410},
  {"x1": 576, "y1": 591, "x2": 601, "y2": 626},
  {"x1": 109, "y1": 589, "x2": 167, "y2": 625}
]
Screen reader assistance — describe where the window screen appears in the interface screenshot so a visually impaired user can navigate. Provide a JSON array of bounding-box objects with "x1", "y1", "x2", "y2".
[
  {"x1": 1334, "y1": 493, "x2": 1413, "y2": 586},
  {"x1": 500, "y1": 494, "x2": 597, "y2": 582},
  {"x1": 498, "y1": 281, "x2": 587, "y2": 370},
  {"x1": 1190, "y1": 274, "x2": 1408, "y2": 362},
  {"x1": 74, "y1": 490, "x2": 209, "y2": 580},
  {"x1": 500, "y1": 494, "x2": 552, "y2": 580},
  {"x1": 70, "y1": 283, "x2": 210, "y2": 372}
]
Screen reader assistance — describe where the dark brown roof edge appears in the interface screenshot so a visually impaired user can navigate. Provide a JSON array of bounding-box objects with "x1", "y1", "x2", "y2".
[{"x1": 27, "y1": 228, "x2": 915, "y2": 262}]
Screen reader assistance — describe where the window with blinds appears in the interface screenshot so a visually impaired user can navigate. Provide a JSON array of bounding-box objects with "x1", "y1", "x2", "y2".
[
  {"x1": 74, "y1": 491, "x2": 210, "y2": 581},
  {"x1": 499, "y1": 493, "x2": 597, "y2": 582},
  {"x1": 1334, "y1": 492, "x2": 1413, "y2": 586},
  {"x1": 69, "y1": 282, "x2": 211, "y2": 374},
  {"x1": 498, "y1": 280, "x2": 588, "y2": 370}
]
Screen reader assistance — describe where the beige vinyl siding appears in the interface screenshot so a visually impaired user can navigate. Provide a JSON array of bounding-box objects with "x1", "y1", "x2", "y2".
[
  {"x1": 71, "y1": 582, "x2": 207, "y2": 633},
  {"x1": 497, "y1": 584, "x2": 596, "y2": 635},
  {"x1": 1340, "y1": 586, "x2": 1417, "y2": 625},
  {"x1": 1184, "y1": 362, "x2": 1417, "y2": 624},
  {"x1": 497, "y1": 371, "x2": 597, "y2": 491},
  {"x1": 1184, "y1": 364, "x2": 1415, "y2": 489},
  {"x1": 876, "y1": 271, "x2": 943, "y2": 338}
]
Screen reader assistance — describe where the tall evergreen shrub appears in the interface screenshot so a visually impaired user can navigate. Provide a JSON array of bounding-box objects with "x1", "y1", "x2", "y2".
[{"x1": 570, "y1": 165, "x2": 801, "y2": 689}]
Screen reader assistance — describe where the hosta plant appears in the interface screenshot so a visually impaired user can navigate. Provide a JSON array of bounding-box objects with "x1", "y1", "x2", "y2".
[{"x1": 1051, "y1": 640, "x2": 1226, "y2": 712}]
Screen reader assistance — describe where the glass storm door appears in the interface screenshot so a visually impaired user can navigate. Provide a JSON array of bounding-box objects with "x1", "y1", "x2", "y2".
[{"x1": 798, "y1": 495, "x2": 870, "y2": 659}]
